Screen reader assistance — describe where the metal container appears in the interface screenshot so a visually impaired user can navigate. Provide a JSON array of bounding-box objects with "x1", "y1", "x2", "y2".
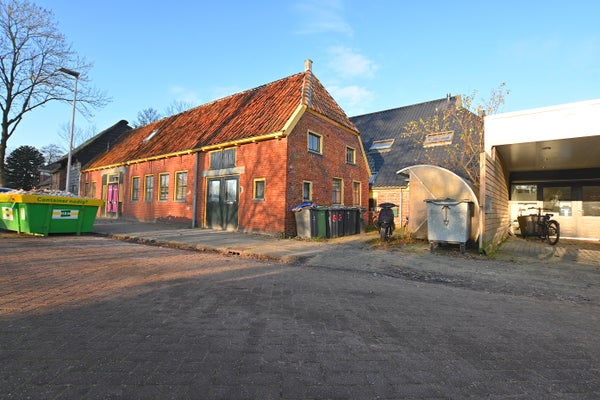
[
  {"x1": 0, "y1": 193, "x2": 104, "y2": 236},
  {"x1": 425, "y1": 199, "x2": 473, "y2": 253}
]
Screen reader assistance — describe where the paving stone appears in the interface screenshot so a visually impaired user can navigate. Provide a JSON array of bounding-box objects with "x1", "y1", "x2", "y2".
[{"x1": 1, "y1": 232, "x2": 599, "y2": 399}]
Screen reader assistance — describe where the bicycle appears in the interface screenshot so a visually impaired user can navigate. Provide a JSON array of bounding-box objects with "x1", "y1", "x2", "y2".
[{"x1": 518, "y1": 207, "x2": 560, "y2": 246}]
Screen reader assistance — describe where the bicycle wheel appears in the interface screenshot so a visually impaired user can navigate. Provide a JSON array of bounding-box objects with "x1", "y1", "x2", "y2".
[{"x1": 547, "y1": 220, "x2": 560, "y2": 245}]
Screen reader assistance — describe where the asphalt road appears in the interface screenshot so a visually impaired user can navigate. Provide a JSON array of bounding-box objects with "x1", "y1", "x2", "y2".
[{"x1": 1, "y1": 235, "x2": 599, "y2": 399}]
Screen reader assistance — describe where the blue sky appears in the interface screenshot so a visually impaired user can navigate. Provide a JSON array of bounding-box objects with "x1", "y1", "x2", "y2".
[{"x1": 10, "y1": 0, "x2": 600, "y2": 153}]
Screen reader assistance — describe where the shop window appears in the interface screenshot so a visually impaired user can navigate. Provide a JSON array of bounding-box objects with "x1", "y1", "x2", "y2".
[
  {"x1": 543, "y1": 186, "x2": 572, "y2": 216},
  {"x1": 583, "y1": 186, "x2": 600, "y2": 216},
  {"x1": 511, "y1": 184, "x2": 537, "y2": 201}
]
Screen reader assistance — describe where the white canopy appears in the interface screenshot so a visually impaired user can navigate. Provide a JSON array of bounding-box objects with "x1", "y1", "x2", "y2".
[{"x1": 397, "y1": 164, "x2": 480, "y2": 241}]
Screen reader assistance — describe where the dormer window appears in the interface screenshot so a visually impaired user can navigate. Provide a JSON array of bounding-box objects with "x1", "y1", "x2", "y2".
[
  {"x1": 369, "y1": 139, "x2": 394, "y2": 152},
  {"x1": 423, "y1": 131, "x2": 454, "y2": 148},
  {"x1": 143, "y1": 129, "x2": 159, "y2": 143}
]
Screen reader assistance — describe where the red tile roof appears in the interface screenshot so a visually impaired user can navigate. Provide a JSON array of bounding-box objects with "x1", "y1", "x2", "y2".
[{"x1": 87, "y1": 70, "x2": 357, "y2": 169}]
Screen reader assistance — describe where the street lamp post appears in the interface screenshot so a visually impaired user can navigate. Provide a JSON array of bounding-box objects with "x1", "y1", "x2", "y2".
[{"x1": 58, "y1": 67, "x2": 80, "y2": 193}]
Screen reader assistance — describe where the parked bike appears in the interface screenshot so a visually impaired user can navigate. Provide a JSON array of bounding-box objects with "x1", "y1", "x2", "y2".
[
  {"x1": 518, "y1": 207, "x2": 560, "y2": 246},
  {"x1": 376, "y1": 202, "x2": 396, "y2": 242}
]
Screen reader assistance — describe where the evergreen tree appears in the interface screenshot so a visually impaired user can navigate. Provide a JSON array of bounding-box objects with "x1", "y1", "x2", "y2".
[{"x1": 5, "y1": 145, "x2": 45, "y2": 190}]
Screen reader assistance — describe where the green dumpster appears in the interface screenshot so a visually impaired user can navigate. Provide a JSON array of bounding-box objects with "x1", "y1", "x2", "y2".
[{"x1": 0, "y1": 193, "x2": 104, "y2": 236}]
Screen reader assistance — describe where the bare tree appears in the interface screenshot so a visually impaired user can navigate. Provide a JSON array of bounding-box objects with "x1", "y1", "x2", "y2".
[
  {"x1": 133, "y1": 107, "x2": 162, "y2": 128},
  {"x1": 403, "y1": 83, "x2": 510, "y2": 190},
  {"x1": 0, "y1": 0, "x2": 110, "y2": 186},
  {"x1": 39, "y1": 143, "x2": 63, "y2": 163},
  {"x1": 57, "y1": 122, "x2": 96, "y2": 148},
  {"x1": 164, "y1": 100, "x2": 195, "y2": 116},
  {"x1": 133, "y1": 101, "x2": 197, "y2": 128}
]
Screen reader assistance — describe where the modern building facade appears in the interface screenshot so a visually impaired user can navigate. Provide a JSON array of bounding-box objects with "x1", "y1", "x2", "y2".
[{"x1": 481, "y1": 99, "x2": 600, "y2": 252}]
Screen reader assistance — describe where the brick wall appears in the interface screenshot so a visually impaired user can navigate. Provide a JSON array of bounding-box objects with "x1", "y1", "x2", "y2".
[
  {"x1": 80, "y1": 111, "x2": 371, "y2": 237},
  {"x1": 235, "y1": 137, "x2": 289, "y2": 234},
  {"x1": 124, "y1": 154, "x2": 198, "y2": 223},
  {"x1": 480, "y1": 151, "x2": 510, "y2": 254},
  {"x1": 285, "y1": 112, "x2": 370, "y2": 236}
]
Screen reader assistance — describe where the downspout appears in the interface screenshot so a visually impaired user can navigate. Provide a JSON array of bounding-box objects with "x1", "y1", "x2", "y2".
[
  {"x1": 191, "y1": 151, "x2": 200, "y2": 228},
  {"x1": 399, "y1": 186, "x2": 403, "y2": 227}
]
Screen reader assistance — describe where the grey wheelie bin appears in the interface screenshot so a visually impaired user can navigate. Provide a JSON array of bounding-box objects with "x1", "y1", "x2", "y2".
[{"x1": 425, "y1": 199, "x2": 473, "y2": 253}]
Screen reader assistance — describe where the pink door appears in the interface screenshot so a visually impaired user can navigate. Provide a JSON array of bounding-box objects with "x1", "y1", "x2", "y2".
[{"x1": 107, "y1": 184, "x2": 119, "y2": 213}]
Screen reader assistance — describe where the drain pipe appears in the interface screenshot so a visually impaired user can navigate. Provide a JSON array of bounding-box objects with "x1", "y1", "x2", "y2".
[{"x1": 191, "y1": 151, "x2": 200, "y2": 228}]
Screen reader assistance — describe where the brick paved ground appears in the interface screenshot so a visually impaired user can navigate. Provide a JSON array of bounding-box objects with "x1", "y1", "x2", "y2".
[{"x1": 1, "y1": 235, "x2": 599, "y2": 399}]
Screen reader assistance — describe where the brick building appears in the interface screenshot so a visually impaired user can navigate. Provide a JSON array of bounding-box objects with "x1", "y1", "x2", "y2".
[{"x1": 80, "y1": 61, "x2": 370, "y2": 236}]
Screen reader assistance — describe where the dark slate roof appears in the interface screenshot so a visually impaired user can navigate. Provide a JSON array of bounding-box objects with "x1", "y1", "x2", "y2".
[
  {"x1": 87, "y1": 69, "x2": 357, "y2": 169},
  {"x1": 56, "y1": 120, "x2": 132, "y2": 168},
  {"x1": 350, "y1": 96, "x2": 474, "y2": 188}
]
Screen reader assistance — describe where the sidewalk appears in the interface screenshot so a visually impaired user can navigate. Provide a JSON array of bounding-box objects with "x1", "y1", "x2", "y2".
[
  {"x1": 92, "y1": 218, "x2": 600, "y2": 267},
  {"x1": 92, "y1": 219, "x2": 341, "y2": 263}
]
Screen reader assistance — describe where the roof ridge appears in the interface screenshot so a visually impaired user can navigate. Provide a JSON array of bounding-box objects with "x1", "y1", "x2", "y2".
[
  {"x1": 132, "y1": 72, "x2": 307, "y2": 131},
  {"x1": 189, "y1": 72, "x2": 306, "y2": 113},
  {"x1": 351, "y1": 96, "x2": 459, "y2": 119}
]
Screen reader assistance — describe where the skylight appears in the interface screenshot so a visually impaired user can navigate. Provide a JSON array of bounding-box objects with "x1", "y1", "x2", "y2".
[
  {"x1": 369, "y1": 139, "x2": 394, "y2": 151},
  {"x1": 143, "y1": 129, "x2": 160, "y2": 143},
  {"x1": 423, "y1": 131, "x2": 454, "y2": 148}
]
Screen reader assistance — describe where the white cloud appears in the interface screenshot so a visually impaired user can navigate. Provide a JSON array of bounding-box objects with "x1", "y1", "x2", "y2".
[
  {"x1": 293, "y1": 0, "x2": 353, "y2": 36},
  {"x1": 168, "y1": 85, "x2": 202, "y2": 105},
  {"x1": 329, "y1": 84, "x2": 374, "y2": 114},
  {"x1": 327, "y1": 46, "x2": 378, "y2": 78}
]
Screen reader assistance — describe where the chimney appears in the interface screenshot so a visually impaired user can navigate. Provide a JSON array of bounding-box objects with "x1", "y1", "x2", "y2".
[
  {"x1": 302, "y1": 59, "x2": 314, "y2": 107},
  {"x1": 304, "y1": 59, "x2": 313, "y2": 72}
]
